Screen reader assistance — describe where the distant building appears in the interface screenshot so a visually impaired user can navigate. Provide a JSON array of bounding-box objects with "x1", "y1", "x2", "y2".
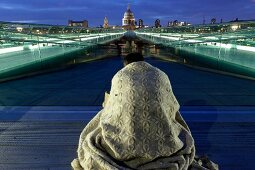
[
  {"x1": 229, "y1": 18, "x2": 255, "y2": 23},
  {"x1": 138, "y1": 19, "x2": 144, "y2": 28},
  {"x1": 203, "y1": 16, "x2": 206, "y2": 25},
  {"x1": 168, "y1": 20, "x2": 190, "y2": 27},
  {"x1": 103, "y1": 17, "x2": 109, "y2": 28},
  {"x1": 233, "y1": 18, "x2": 239, "y2": 22},
  {"x1": 155, "y1": 19, "x2": 161, "y2": 28},
  {"x1": 68, "y1": 20, "x2": 88, "y2": 28},
  {"x1": 211, "y1": 18, "x2": 216, "y2": 24},
  {"x1": 168, "y1": 21, "x2": 176, "y2": 27},
  {"x1": 122, "y1": 4, "x2": 136, "y2": 30}
]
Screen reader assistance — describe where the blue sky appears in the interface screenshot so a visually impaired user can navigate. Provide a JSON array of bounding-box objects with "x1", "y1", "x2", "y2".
[{"x1": 0, "y1": 0, "x2": 254, "y2": 26}]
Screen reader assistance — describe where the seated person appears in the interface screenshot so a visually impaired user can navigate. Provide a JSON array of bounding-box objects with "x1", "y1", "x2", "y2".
[{"x1": 72, "y1": 53, "x2": 218, "y2": 170}]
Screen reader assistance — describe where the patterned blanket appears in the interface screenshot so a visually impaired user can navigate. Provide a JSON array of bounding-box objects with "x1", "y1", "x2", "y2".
[{"x1": 72, "y1": 61, "x2": 218, "y2": 170}]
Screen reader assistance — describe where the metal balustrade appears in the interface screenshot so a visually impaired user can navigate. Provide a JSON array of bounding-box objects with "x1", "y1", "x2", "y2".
[
  {"x1": 0, "y1": 21, "x2": 125, "y2": 75},
  {"x1": 135, "y1": 21, "x2": 255, "y2": 77},
  {"x1": 1, "y1": 21, "x2": 255, "y2": 78}
]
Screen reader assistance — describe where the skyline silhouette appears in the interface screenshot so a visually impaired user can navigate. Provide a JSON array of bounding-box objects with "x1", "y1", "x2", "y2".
[{"x1": 0, "y1": 0, "x2": 254, "y2": 26}]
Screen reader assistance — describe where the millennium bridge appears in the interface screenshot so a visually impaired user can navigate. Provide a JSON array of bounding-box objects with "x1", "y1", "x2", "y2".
[
  {"x1": 1, "y1": 21, "x2": 255, "y2": 78},
  {"x1": 0, "y1": 21, "x2": 255, "y2": 169}
]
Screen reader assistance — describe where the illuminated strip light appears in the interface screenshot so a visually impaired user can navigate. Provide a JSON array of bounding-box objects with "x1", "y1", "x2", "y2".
[
  {"x1": 28, "y1": 44, "x2": 49, "y2": 50},
  {"x1": 137, "y1": 32, "x2": 200, "y2": 38},
  {"x1": 183, "y1": 34, "x2": 200, "y2": 38},
  {"x1": 46, "y1": 33, "x2": 119, "y2": 42},
  {"x1": 136, "y1": 33, "x2": 153, "y2": 36},
  {"x1": 79, "y1": 35, "x2": 111, "y2": 41},
  {"x1": 202, "y1": 42, "x2": 255, "y2": 52},
  {"x1": 207, "y1": 43, "x2": 232, "y2": 49},
  {"x1": 236, "y1": 45, "x2": 255, "y2": 52},
  {"x1": 218, "y1": 43, "x2": 232, "y2": 49},
  {"x1": 151, "y1": 34, "x2": 203, "y2": 43},
  {"x1": 80, "y1": 37, "x2": 98, "y2": 41},
  {"x1": 78, "y1": 34, "x2": 103, "y2": 38},
  {"x1": 79, "y1": 33, "x2": 124, "y2": 42},
  {"x1": 138, "y1": 33, "x2": 181, "y2": 41},
  {"x1": 72, "y1": 33, "x2": 123, "y2": 39},
  {"x1": 57, "y1": 40, "x2": 75, "y2": 44},
  {"x1": 150, "y1": 34, "x2": 179, "y2": 40},
  {"x1": 162, "y1": 33, "x2": 200, "y2": 38},
  {"x1": 137, "y1": 32, "x2": 203, "y2": 42},
  {"x1": 184, "y1": 39, "x2": 203, "y2": 43},
  {"x1": 0, "y1": 46, "x2": 24, "y2": 55},
  {"x1": 204, "y1": 36, "x2": 219, "y2": 40}
]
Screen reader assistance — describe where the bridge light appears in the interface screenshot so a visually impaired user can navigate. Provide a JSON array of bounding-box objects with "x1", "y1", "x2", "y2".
[
  {"x1": 0, "y1": 46, "x2": 24, "y2": 54},
  {"x1": 231, "y1": 25, "x2": 239, "y2": 31},
  {"x1": 16, "y1": 27, "x2": 23, "y2": 32},
  {"x1": 237, "y1": 45, "x2": 255, "y2": 52}
]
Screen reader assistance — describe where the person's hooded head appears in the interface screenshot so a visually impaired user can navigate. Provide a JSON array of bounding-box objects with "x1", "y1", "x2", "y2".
[{"x1": 123, "y1": 52, "x2": 144, "y2": 66}]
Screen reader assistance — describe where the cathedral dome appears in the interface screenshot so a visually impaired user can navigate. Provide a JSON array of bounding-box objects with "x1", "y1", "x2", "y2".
[
  {"x1": 123, "y1": 8, "x2": 135, "y2": 19},
  {"x1": 122, "y1": 4, "x2": 136, "y2": 29}
]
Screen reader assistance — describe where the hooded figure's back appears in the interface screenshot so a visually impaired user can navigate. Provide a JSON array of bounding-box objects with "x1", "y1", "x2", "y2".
[{"x1": 71, "y1": 61, "x2": 211, "y2": 170}]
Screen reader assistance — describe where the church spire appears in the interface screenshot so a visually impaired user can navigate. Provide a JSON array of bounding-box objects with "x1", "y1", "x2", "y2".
[
  {"x1": 127, "y1": 3, "x2": 130, "y2": 10},
  {"x1": 103, "y1": 16, "x2": 109, "y2": 28}
]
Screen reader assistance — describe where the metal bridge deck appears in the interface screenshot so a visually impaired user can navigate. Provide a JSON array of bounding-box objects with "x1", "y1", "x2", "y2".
[{"x1": 0, "y1": 106, "x2": 255, "y2": 170}]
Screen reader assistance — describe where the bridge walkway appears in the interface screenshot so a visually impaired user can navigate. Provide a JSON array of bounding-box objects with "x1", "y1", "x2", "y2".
[{"x1": 0, "y1": 57, "x2": 255, "y2": 169}]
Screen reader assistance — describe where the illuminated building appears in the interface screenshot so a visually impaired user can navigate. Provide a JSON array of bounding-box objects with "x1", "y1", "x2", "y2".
[
  {"x1": 211, "y1": 18, "x2": 216, "y2": 24},
  {"x1": 155, "y1": 19, "x2": 161, "y2": 28},
  {"x1": 68, "y1": 20, "x2": 88, "y2": 28},
  {"x1": 138, "y1": 19, "x2": 144, "y2": 28},
  {"x1": 168, "y1": 20, "x2": 191, "y2": 27},
  {"x1": 122, "y1": 4, "x2": 136, "y2": 30},
  {"x1": 103, "y1": 17, "x2": 109, "y2": 28}
]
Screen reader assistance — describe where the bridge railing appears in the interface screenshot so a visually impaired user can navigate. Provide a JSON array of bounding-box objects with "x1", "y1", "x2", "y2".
[
  {"x1": 135, "y1": 21, "x2": 255, "y2": 78},
  {"x1": 0, "y1": 22, "x2": 125, "y2": 78}
]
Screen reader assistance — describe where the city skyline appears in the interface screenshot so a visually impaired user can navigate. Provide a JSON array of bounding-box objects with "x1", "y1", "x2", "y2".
[{"x1": 0, "y1": 0, "x2": 254, "y2": 27}]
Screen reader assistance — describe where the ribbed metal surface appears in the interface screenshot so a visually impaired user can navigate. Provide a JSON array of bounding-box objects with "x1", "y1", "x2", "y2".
[
  {"x1": 0, "y1": 106, "x2": 255, "y2": 169},
  {"x1": 0, "y1": 121, "x2": 254, "y2": 169},
  {"x1": 0, "y1": 121, "x2": 86, "y2": 169}
]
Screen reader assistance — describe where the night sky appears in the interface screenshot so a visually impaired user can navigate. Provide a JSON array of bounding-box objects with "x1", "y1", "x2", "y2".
[{"x1": 0, "y1": 0, "x2": 254, "y2": 27}]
